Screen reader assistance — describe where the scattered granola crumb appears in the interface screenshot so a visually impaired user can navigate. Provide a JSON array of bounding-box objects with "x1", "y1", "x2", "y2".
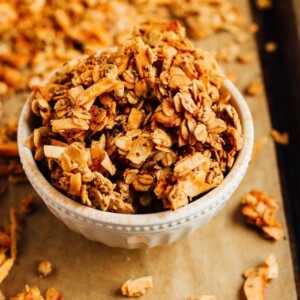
[
  {"x1": 265, "y1": 42, "x2": 277, "y2": 53},
  {"x1": 21, "y1": 194, "x2": 37, "y2": 214},
  {"x1": 241, "y1": 189, "x2": 284, "y2": 240},
  {"x1": 256, "y1": 0, "x2": 272, "y2": 10},
  {"x1": 38, "y1": 260, "x2": 53, "y2": 278},
  {"x1": 121, "y1": 276, "x2": 153, "y2": 297},
  {"x1": 248, "y1": 23, "x2": 259, "y2": 33},
  {"x1": 270, "y1": 129, "x2": 289, "y2": 145},
  {"x1": 10, "y1": 285, "x2": 61, "y2": 300},
  {"x1": 45, "y1": 287, "x2": 62, "y2": 300},
  {"x1": 237, "y1": 53, "x2": 253, "y2": 64},
  {"x1": 243, "y1": 254, "x2": 278, "y2": 300},
  {"x1": 251, "y1": 137, "x2": 268, "y2": 161},
  {"x1": 187, "y1": 296, "x2": 216, "y2": 300},
  {"x1": 0, "y1": 208, "x2": 19, "y2": 284},
  {"x1": 245, "y1": 81, "x2": 263, "y2": 96}
]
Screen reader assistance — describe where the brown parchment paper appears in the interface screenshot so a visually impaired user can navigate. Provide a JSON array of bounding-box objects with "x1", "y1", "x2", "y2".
[{"x1": 0, "y1": 1, "x2": 297, "y2": 299}]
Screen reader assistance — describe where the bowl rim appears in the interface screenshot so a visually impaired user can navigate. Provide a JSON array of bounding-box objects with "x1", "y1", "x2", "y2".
[{"x1": 18, "y1": 79, "x2": 254, "y2": 227}]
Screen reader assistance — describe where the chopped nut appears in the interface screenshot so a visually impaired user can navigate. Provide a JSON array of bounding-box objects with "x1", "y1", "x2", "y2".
[
  {"x1": 121, "y1": 276, "x2": 153, "y2": 297},
  {"x1": 241, "y1": 189, "x2": 284, "y2": 240},
  {"x1": 270, "y1": 129, "x2": 289, "y2": 145},
  {"x1": 38, "y1": 260, "x2": 53, "y2": 278}
]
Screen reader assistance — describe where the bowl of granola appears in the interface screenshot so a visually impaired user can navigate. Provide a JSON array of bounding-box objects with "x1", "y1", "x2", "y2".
[{"x1": 18, "y1": 21, "x2": 253, "y2": 249}]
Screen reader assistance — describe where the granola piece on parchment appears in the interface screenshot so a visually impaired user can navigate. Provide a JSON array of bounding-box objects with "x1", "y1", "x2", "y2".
[
  {"x1": 121, "y1": 276, "x2": 153, "y2": 297},
  {"x1": 243, "y1": 254, "x2": 278, "y2": 300},
  {"x1": 241, "y1": 189, "x2": 284, "y2": 240}
]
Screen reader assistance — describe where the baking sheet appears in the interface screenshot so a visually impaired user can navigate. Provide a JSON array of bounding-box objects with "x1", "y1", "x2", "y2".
[{"x1": 0, "y1": 0, "x2": 297, "y2": 299}]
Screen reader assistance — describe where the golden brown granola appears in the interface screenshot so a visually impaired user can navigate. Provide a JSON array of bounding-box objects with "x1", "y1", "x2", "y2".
[
  {"x1": 10, "y1": 285, "x2": 62, "y2": 300},
  {"x1": 241, "y1": 189, "x2": 284, "y2": 240},
  {"x1": 121, "y1": 276, "x2": 153, "y2": 297},
  {"x1": 265, "y1": 42, "x2": 277, "y2": 53},
  {"x1": 245, "y1": 81, "x2": 263, "y2": 97},
  {"x1": 38, "y1": 260, "x2": 53, "y2": 278},
  {"x1": 243, "y1": 254, "x2": 278, "y2": 300},
  {"x1": 256, "y1": 0, "x2": 272, "y2": 10},
  {"x1": 270, "y1": 129, "x2": 289, "y2": 145},
  {"x1": 187, "y1": 296, "x2": 216, "y2": 300},
  {"x1": 0, "y1": 208, "x2": 18, "y2": 284},
  {"x1": 27, "y1": 21, "x2": 243, "y2": 214},
  {"x1": 1, "y1": 1, "x2": 247, "y2": 95}
]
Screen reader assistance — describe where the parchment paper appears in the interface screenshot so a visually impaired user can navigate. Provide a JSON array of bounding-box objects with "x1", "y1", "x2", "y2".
[{"x1": 0, "y1": 0, "x2": 297, "y2": 299}]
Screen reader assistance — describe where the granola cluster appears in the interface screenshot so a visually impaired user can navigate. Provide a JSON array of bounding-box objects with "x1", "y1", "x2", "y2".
[
  {"x1": 241, "y1": 189, "x2": 283, "y2": 240},
  {"x1": 0, "y1": 0, "x2": 245, "y2": 95},
  {"x1": 243, "y1": 254, "x2": 278, "y2": 300},
  {"x1": 27, "y1": 21, "x2": 243, "y2": 214},
  {"x1": 0, "y1": 208, "x2": 18, "y2": 285}
]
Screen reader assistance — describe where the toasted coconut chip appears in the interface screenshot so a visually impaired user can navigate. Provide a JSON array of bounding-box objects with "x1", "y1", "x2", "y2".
[
  {"x1": 243, "y1": 254, "x2": 278, "y2": 300},
  {"x1": 0, "y1": 258, "x2": 14, "y2": 284},
  {"x1": 52, "y1": 118, "x2": 89, "y2": 132},
  {"x1": 44, "y1": 145, "x2": 66, "y2": 159},
  {"x1": 76, "y1": 78, "x2": 119, "y2": 109},
  {"x1": 121, "y1": 276, "x2": 153, "y2": 297}
]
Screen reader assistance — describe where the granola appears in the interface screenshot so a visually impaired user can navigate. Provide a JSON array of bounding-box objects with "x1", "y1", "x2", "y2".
[
  {"x1": 241, "y1": 189, "x2": 284, "y2": 240},
  {"x1": 187, "y1": 296, "x2": 216, "y2": 300},
  {"x1": 38, "y1": 260, "x2": 53, "y2": 278},
  {"x1": 0, "y1": 0, "x2": 246, "y2": 95},
  {"x1": 121, "y1": 276, "x2": 153, "y2": 297},
  {"x1": 10, "y1": 285, "x2": 62, "y2": 300},
  {"x1": 245, "y1": 81, "x2": 263, "y2": 97},
  {"x1": 0, "y1": 208, "x2": 18, "y2": 284},
  {"x1": 243, "y1": 254, "x2": 278, "y2": 300},
  {"x1": 270, "y1": 129, "x2": 289, "y2": 145},
  {"x1": 27, "y1": 21, "x2": 243, "y2": 214}
]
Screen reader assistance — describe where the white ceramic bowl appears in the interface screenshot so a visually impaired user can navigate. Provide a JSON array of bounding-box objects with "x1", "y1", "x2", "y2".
[{"x1": 18, "y1": 80, "x2": 253, "y2": 249}]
